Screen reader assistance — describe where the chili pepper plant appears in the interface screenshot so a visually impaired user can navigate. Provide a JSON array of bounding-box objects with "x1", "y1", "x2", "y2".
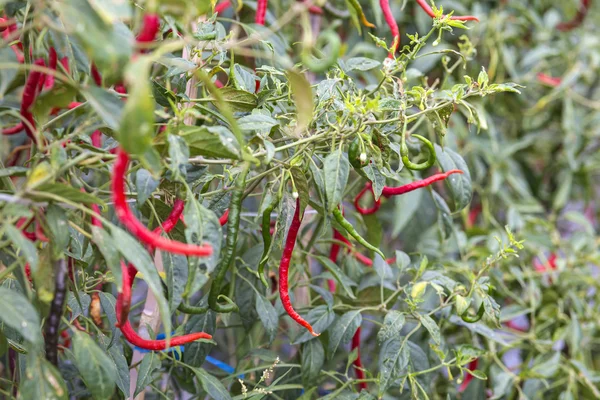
[{"x1": 0, "y1": 0, "x2": 598, "y2": 399}]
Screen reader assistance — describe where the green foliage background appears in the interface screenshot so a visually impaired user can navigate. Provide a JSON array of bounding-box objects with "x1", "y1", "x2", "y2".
[{"x1": 0, "y1": 0, "x2": 599, "y2": 399}]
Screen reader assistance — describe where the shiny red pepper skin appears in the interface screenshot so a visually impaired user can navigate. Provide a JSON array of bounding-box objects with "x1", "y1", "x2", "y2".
[
  {"x1": 112, "y1": 148, "x2": 213, "y2": 257},
  {"x1": 354, "y1": 169, "x2": 464, "y2": 215},
  {"x1": 380, "y1": 0, "x2": 400, "y2": 57},
  {"x1": 137, "y1": 14, "x2": 161, "y2": 43},
  {"x1": 279, "y1": 198, "x2": 319, "y2": 336}
]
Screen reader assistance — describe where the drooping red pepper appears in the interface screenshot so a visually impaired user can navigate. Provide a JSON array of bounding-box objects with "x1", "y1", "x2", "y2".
[
  {"x1": 2, "y1": 123, "x2": 24, "y2": 135},
  {"x1": 256, "y1": 0, "x2": 269, "y2": 25},
  {"x1": 137, "y1": 13, "x2": 161, "y2": 44},
  {"x1": 1, "y1": 16, "x2": 24, "y2": 63},
  {"x1": 351, "y1": 327, "x2": 367, "y2": 391},
  {"x1": 537, "y1": 72, "x2": 561, "y2": 87},
  {"x1": 20, "y1": 58, "x2": 47, "y2": 140},
  {"x1": 557, "y1": 0, "x2": 591, "y2": 31},
  {"x1": 219, "y1": 209, "x2": 230, "y2": 226},
  {"x1": 415, "y1": 0, "x2": 479, "y2": 21},
  {"x1": 280, "y1": 198, "x2": 319, "y2": 336},
  {"x1": 458, "y1": 358, "x2": 478, "y2": 392},
  {"x1": 112, "y1": 148, "x2": 213, "y2": 257},
  {"x1": 354, "y1": 169, "x2": 464, "y2": 215},
  {"x1": 90, "y1": 63, "x2": 102, "y2": 86},
  {"x1": 44, "y1": 47, "x2": 58, "y2": 89},
  {"x1": 327, "y1": 230, "x2": 346, "y2": 292},
  {"x1": 380, "y1": 0, "x2": 400, "y2": 57}
]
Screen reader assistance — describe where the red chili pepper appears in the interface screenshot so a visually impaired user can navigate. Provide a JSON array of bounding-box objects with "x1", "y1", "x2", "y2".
[
  {"x1": 279, "y1": 198, "x2": 319, "y2": 336},
  {"x1": 44, "y1": 47, "x2": 58, "y2": 89},
  {"x1": 34, "y1": 219, "x2": 49, "y2": 242},
  {"x1": 90, "y1": 63, "x2": 102, "y2": 86},
  {"x1": 537, "y1": 72, "x2": 561, "y2": 87},
  {"x1": 114, "y1": 83, "x2": 127, "y2": 94},
  {"x1": 20, "y1": 58, "x2": 46, "y2": 140},
  {"x1": 112, "y1": 148, "x2": 213, "y2": 257},
  {"x1": 467, "y1": 203, "x2": 482, "y2": 228},
  {"x1": 380, "y1": 0, "x2": 400, "y2": 57},
  {"x1": 354, "y1": 169, "x2": 463, "y2": 215},
  {"x1": 2, "y1": 123, "x2": 24, "y2": 135},
  {"x1": 91, "y1": 130, "x2": 102, "y2": 148},
  {"x1": 219, "y1": 209, "x2": 230, "y2": 226},
  {"x1": 351, "y1": 327, "x2": 367, "y2": 391},
  {"x1": 415, "y1": 0, "x2": 479, "y2": 21},
  {"x1": 120, "y1": 321, "x2": 211, "y2": 350},
  {"x1": 458, "y1": 358, "x2": 478, "y2": 392},
  {"x1": 2, "y1": 16, "x2": 24, "y2": 63},
  {"x1": 137, "y1": 13, "x2": 161, "y2": 44},
  {"x1": 214, "y1": 1, "x2": 231, "y2": 13},
  {"x1": 327, "y1": 230, "x2": 344, "y2": 292},
  {"x1": 557, "y1": 0, "x2": 591, "y2": 31},
  {"x1": 256, "y1": 0, "x2": 268, "y2": 25},
  {"x1": 533, "y1": 253, "x2": 557, "y2": 273}
]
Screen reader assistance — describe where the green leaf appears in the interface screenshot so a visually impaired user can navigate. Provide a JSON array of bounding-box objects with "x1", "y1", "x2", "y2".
[
  {"x1": 218, "y1": 87, "x2": 258, "y2": 112},
  {"x1": 82, "y1": 86, "x2": 124, "y2": 130},
  {"x1": 301, "y1": 339, "x2": 324, "y2": 387},
  {"x1": 96, "y1": 332, "x2": 129, "y2": 397},
  {"x1": 419, "y1": 314, "x2": 441, "y2": 345},
  {"x1": 314, "y1": 255, "x2": 357, "y2": 299},
  {"x1": 91, "y1": 226, "x2": 122, "y2": 291},
  {"x1": 33, "y1": 183, "x2": 106, "y2": 207},
  {"x1": 168, "y1": 134, "x2": 190, "y2": 180},
  {"x1": 183, "y1": 193, "x2": 222, "y2": 273},
  {"x1": 18, "y1": 353, "x2": 68, "y2": 400},
  {"x1": 0, "y1": 47, "x2": 18, "y2": 97},
  {"x1": 88, "y1": 0, "x2": 132, "y2": 22},
  {"x1": 434, "y1": 144, "x2": 472, "y2": 211},
  {"x1": 193, "y1": 368, "x2": 233, "y2": 400},
  {"x1": 56, "y1": 0, "x2": 133, "y2": 76},
  {"x1": 377, "y1": 311, "x2": 406, "y2": 344},
  {"x1": 0, "y1": 166, "x2": 28, "y2": 178},
  {"x1": 5, "y1": 224, "x2": 39, "y2": 274},
  {"x1": 184, "y1": 310, "x2": 217, "y2": 367},
  {"x1": 253, "y1": 292, "x2": 278, "y2": 344},
  {"x1": 118, "y1": 57, "x2": 155, "y2": 155},
  {"x1": 238, "y1": 114, "x2": 279, "y2": 132},
  {"x1": 287, "y1": 70, "x2": 314, "y2": 132},
  {"x1": 97, "y1": 293, "x2": 119, "y2": 346},
  {"x1": 112, "y1": 226, "x2": 171, "y2": 341},
  {"x1": 345, "y1": 57, "x2": 381, "y2": 71},
  {"x1": 163, "y1": 252, "x2": 188, "y2": 313},
  {"x1": 378, "y1": 336, "x2": 410, "y2": 396},
  {"x1": 290, "y1": 166, "x2": 310, "y2": 216},
  {"x1": 134, "y1": 352, "x2": 161, "y2": 397},
  {"x1": 46, "y1": 205, "x2": 70, "y2": 253},
  {"x1": 293, "y1": 305, "x2": 336, "y2": 345},
  {"x1": 327, "y1": 310, "x2": 362, "y2": 358},
  {"x1": 324, "y1": 149, "x2": 350, "y2": 212},
  {"x1": 176, "y1": 125, "x2": 241, "y2": 160},
  {"x1": 135, "y1": 169, "x2": 159, "y2": 206},
  {"x1": 72, "y1": 331, "x2": 117, "y2": 399},
  {"x1": 0, "y1": 287, "x2": 42, "y2": 345}
]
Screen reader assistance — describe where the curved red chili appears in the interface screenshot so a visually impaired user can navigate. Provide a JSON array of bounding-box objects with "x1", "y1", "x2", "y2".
[
  {"x1": 279, "y1": 198, "x2": 319, "y2": 336},
  {"x1": 557, "y1": 0, "x2": 591, "y2": 31},
  {"x1": 2, "y1": 123, "x2": 24, "y2": 135},
  {"x1": 380, "y1": 0, "x2": 400, "y2": 57},
  {"x1": 415, "y1": 0, "x2": 479, "y2": 21},
  {"x1": 256, "y1": 0, "x2": 268, "y2": 25},
  {"x1": 354, "y1": 169, "x2": 464, "y2": 214},
  {"x1": 351, "y1": 327, "x2": 367, "y2": 390},
  {"x1": 112, "y1": 148, "x2": 213, "y2": 257}
]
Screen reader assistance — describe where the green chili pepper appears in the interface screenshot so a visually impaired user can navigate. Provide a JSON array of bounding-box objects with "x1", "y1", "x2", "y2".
[
  {"x1": 400, "y1": 134, "x2": 436, "y2": 171},
  {"x1": 301, "y1": 31, "x2": 341, "y2": 73},
  {"x1": 347, "y1": 0, "x2": 375, "y2": 28},
  {"x1": 177, "y1": 301, "x2": 208, "y2": 315},
  {"x1": 460, "y1": 303, "x2": 485, "y2": 323},
  {"x1": 332, "y1": 207, "x2": 385, "y2": 259},
  {"x1": 257, "y1": 198, "x2": 278, "y2": 288},
  {"x1": 208, "y1": 162, "x2": 250, "y2": 313},
  {"x1": 349, "y1": 137, "x2": 368, "y2": 169}
]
